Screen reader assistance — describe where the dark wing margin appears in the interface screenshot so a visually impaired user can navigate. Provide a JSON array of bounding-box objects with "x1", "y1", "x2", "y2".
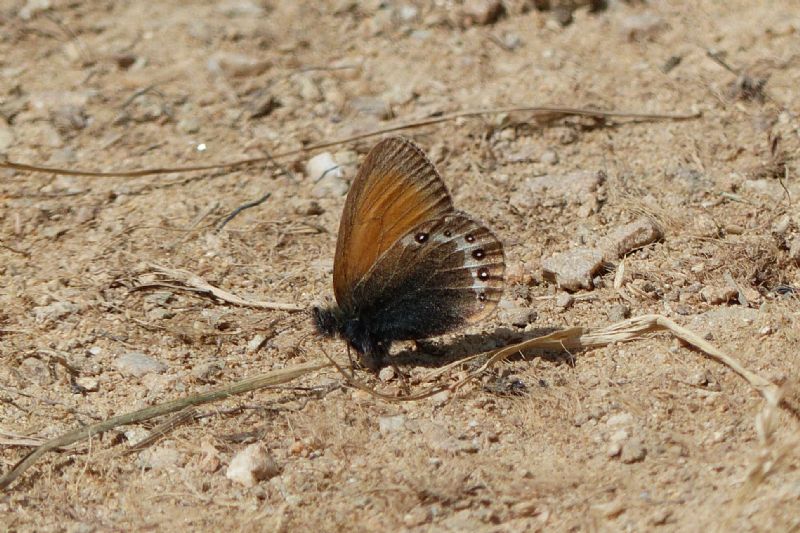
[{"x1": 353, "y1": 214, "x2": 505, "y2": 341}]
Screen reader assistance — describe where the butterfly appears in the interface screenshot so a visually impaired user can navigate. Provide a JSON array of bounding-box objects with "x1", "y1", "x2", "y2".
[{"x1": 313, "y1": 136, "x2": 505, "y2": 370}]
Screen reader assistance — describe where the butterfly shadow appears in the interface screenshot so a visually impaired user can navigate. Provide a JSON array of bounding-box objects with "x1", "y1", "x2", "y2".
[{"x1": 391, "y1": 326, "x2": 580, "y2": 370}]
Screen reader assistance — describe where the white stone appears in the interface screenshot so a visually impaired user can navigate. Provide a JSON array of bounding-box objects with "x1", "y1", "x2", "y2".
[
  {"x1": 115, "y1": 352, "x2": 167, "y2": 377},
  {"x1": 226, "y1": 443, "x2": 280, "y2": 487},
  {"x1": 378, "y1": 415, "x2": 406, "y2": 435}
]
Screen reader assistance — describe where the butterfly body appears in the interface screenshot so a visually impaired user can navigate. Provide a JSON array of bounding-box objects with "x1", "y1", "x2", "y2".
[{"x1": 314, "y1": 137, "x2": 505, "y2": 370}]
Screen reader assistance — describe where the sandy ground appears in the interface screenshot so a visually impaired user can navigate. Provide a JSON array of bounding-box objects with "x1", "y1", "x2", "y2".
[{"x1": 2, "y1": 0, "x2": 800, "y2": 531}]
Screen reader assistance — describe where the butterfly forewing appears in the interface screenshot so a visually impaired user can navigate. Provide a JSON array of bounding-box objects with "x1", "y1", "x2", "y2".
[
  {"x1": 333, "y1": 137, "x2": 454, "y2": 309},
  {"x1": 352, "y1": 214, "x2": 505, "y2": 341}
]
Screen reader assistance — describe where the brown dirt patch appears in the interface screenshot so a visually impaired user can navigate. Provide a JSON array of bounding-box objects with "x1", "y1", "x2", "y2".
[{"x1": 2, "y1": 1, "x2": 800, "y2": 530}]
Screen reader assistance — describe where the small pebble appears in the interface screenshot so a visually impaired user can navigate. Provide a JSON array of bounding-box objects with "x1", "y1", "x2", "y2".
[
  {"x1": 292, "y1": 199, "x2": 324, "y2": 216},
  {"x1": 226, "y1": 443, "x2": 280, "y2": 487},
  {"x1": 502, "y1": 307, "x2": 537, "y2": 328},
  {"x1": 403, "y1": 507, "x2": 430, "y2": 527},
  {"x1": 607, "y1": 304, "x2": 630, "y2": 322},
  {"x1": 125, "y1": 427, "x2": 149, "y2": 447},
  {"x1": 606, "y1": 412, "x2": 633, "y2": 427},
  {"x1": 199, "y1": 440, "x2": 221, "y2": 473},
  {"x1": 378, "y1": 366, "x2": 396, "y2": 382},
  {"x1": 247, "y1": 334, "x2": 266, "y2": 354},
  {"x1": 18, "y1": 0, "x2": 51, "y2": 19},
  {"x1": 556, "y1": 292, "x2": 574, "y2": 310},
  {"x1": 542, "y1": 248, "x2": 605, "y2": 291},
  {"x1": 115, "y1": 351, "x2": 167, "y2": 378},
  {"x1": 688, "y1": 370, "x2": 709, "y2": 387},
  {"x1": 607, "y1": 441, "x2": 622, "y2": 457},
  {"x1": 511, "y1": 500, "x2": 539, "y2": 518},
  {"x1": 19, "y1": 357, "x2": 52, "y2": 386},
  {"x1": 430, "y1": 390, "x2": 451, "y2": 406},
  {"x1": 421, "y1": 422, "x2": 478, "y2": 453},
  {"x1": 33, "y1": 301, "x2": 79, "y2": 322},
  {"x1": 191, "y1": 361, "x2": 222, "y2": 382},
  {"x1": 177, "y1": 117, "x2": 200, "y2": 134},
  {"x1": 296, "y1": 75, "x2": 322, "y2": 101},
  {"x1": 788, "y1": 237, "x2": 800, "y2": 265},
  {"x1": 215, "y1": 0, "x2": 265, "y2": 17},
  {"x1": 772, "y1": 215, "x2": 791, "y2": 235},
  {"x1": 620, "y1": 438, "x2": 647, "y2": 463},
  {"x1": 137, "y1": 445, "x2": 180, "y2": 470},
  {"x1": 378, "y1": 414, "x2": 406, "y2": 435},
  {"x1": 599, "y1": 217, "x2": 662, "y2": 262},
  {"x1": 147, "y1": 308, "x2": 174, "y2": 321},
  {"x1": 462, "y1": 0, "x2": 505, "y2": 25},
  {"x1": 699, "y1": 286, "x2": 737, "y2": 305},
  {"x1": 511, "y1": 170, "x2": 605, "y2": 211},
  {"x1": 592, "y1": 500, "x2": 626, "y2": 518},
  {"x1": 308, "y1": 153, "x2": 348, "y2": 197},
  {"x1": 609, "y1": 429, "x2": 629, "y2": 443},
  {"x1": 349, "y1": 96, "x2": 392, "y2": 120},
  {"x1": 397, "y1": 4, "x2": 419, "y2": 22},
  {"x1": 540, "y1": 149, "x2": 559, "y2": 165},
  {"x1": 500, "y1": 32, "x2": 522, "y2": 50},
  {"x1": 649, "y1": 508, "x2": 673, "y2": 526},
  {"x1": 207, "y1": 52, "x2": 270, "y2": 78},
  {"x1": 0, "y1": 119, "x2": 14, "y2": 151},
  {"x1": 74, "y1": 377, "x2": 99, "y2": 392},
  {"x1": 620, "y1": 12, "x2": 666, "y2": 41}
]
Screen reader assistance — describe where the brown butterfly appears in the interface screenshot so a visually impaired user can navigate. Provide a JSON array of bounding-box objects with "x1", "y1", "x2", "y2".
[{"x1": 313, "y1": 136, "x2": 505, "y2": 370}]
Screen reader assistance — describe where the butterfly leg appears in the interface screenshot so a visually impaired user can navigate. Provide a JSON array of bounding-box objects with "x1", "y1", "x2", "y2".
[
  {"x1": 389, "y1": 359, "x2": 411, "y2": 393},
  {"x1": 359, "y1": 340, "x2": 389, "y2": 372},
  {"x1": 345, "y1": 345, "x2": 356, "y2": 379}
]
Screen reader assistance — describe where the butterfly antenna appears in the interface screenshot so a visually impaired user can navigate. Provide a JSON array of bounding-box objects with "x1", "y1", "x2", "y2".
[
  {"x1": 319, "y1": 345, "x2": 361, "y2": 388},
  {"x1": 320, "y1": 344, "x2": 454, "y2": 403}
]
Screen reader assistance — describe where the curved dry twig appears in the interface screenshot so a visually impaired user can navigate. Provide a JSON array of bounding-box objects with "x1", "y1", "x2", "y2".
[{"x1": 0, "y1": 105, "x2": 700, "y2": 179}]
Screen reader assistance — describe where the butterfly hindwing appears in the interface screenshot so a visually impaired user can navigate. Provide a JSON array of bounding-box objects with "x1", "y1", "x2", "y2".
[
  {"x1": 333, "y1": 137, "x2": 454, "y2": 309},
  {"x1": 351, "y1": 213, "x2": 505, "y2": 341}
]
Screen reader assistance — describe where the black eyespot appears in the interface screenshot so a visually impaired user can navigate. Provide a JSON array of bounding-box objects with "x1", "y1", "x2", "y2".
[
  {"x1": 478, "y1": 292, "x2": 487, "y2": 302},
  {"x1": 443, "y1": 229, "x2": 452, "y2": 237},
  {"x1": 415, "y1": 232, "x2": 428, "y2": 243},
  {"x1": 472, "y1": 248, "x2": 485, "y2": 260},
  {"x1": 478, "y1": 267, "x2": 490, "y2": 280},
  {"x1": 465, "y1": 234, "x2": 475, "y2": 243}
]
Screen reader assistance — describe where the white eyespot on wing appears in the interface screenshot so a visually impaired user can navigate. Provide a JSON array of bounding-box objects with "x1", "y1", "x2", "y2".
[
  {"x1": 430, "y1": 226, "x2": 451, "y2": 244},
  {"x1": 399, "y1": 233, "x2": 418, "y2": 246}
]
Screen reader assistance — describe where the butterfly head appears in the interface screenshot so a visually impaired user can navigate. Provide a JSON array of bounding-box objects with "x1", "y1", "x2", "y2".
[
  {"x1": 311, "y1": 304, "x2": 342, "y2": 339},
  {"x1": 312, "y1": 304, "x2": 387, "y2": 369}
]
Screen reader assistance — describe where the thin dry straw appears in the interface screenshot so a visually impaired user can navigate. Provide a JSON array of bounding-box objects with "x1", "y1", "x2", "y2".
[
  {"x1": 459, "y1": 314, "x2": 780, "y2": 406},
  {"x1": 143, "y1": 263, "x2": 303, "y2": 311},
  {"x1": 0, "y1": 313, "x2": 784, "y2": 491},
  {"x1": 0, "y1": 361, "x2": 331, "y2": 490}
]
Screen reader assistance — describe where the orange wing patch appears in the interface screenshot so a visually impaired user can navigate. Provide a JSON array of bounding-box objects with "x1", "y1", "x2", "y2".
[{"x1": 333, "y1": 137, "x2": 454, "y2": 309}]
